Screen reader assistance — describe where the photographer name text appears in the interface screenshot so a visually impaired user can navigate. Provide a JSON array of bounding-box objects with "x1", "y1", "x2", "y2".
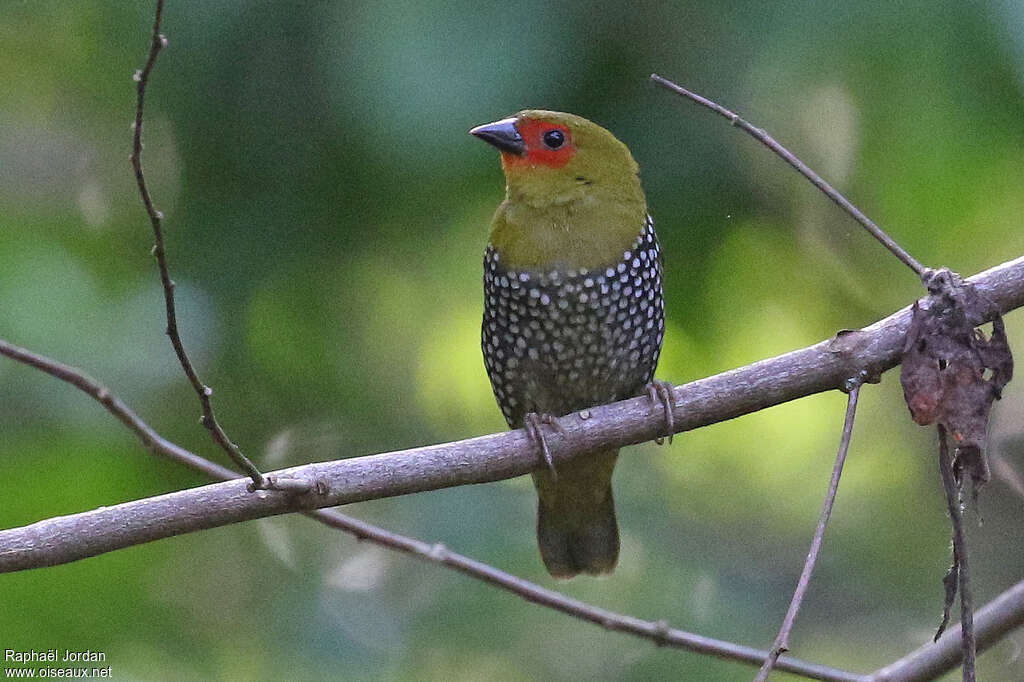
[{"x1": 5, "y1": 650, "x2": 106, "y2": 664}]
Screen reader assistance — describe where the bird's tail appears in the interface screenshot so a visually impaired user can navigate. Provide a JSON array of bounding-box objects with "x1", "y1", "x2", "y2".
[{"x1": 533, "y1": 449, "x2": 619, "y2": 578}]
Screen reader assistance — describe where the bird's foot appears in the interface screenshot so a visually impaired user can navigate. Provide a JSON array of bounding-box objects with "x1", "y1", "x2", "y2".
[
  {"x1": 646, "y1": 380, "x2": 676, "y2": 445},
  {"x1": 523, "y1": 412, "x2": 565, "y2": 479}
]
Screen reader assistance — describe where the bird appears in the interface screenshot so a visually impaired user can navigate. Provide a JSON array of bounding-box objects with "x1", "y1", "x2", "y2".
[{"x1": 470, "y1": 110, "x2": 667, "y2": 578}]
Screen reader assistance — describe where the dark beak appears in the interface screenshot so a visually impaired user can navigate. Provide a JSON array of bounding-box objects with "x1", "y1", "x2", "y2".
[{"x1": 469, "y1": 117, "x2": 525, "y2": 155}]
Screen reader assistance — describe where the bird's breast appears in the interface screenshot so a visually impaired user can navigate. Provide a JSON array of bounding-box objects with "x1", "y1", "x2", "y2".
[{"x1": 482, "y1": 217, "x2": 665, "y2": 426}]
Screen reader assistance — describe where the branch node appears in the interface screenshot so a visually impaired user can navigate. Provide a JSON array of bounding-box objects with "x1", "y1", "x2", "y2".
[
  {"x1": 652, "y1": 619, "x2": 671, "y2": 647},
  {"x1": 841, "y1": 370, "x2": 867, "y2": 394},
  {"x1": 252, "y1": 476, "x2": 316, "y2": 494}
]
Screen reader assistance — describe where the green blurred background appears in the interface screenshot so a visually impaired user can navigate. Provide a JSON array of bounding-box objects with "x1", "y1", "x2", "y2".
[{"x1": 2, "y1": 1, "x2": 1023, "y2": 680}]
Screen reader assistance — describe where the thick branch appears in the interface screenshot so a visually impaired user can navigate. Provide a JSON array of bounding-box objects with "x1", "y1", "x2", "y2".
[{"x1": 0, "y1": 256, "x2": 1021, "y2": 572}]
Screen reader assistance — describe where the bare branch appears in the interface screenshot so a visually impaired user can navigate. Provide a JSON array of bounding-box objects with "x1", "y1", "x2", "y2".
[
  {"x1": 650, "y1": 74, "x2": 927, "y2": 278},
  {"x1": 0, "y1": 339, "x2": 859, "y2": 682},
  {"x1": 0, "y1": 255, "x2": 1021, "y2": 572},
  {"x1": 310, "y1": 526, "x2": 866, "y2": 682},
  {"x1": 129, "y1": 0, "x2": 266, "y2": 488},
  {"x1": 756, "y1": 382, "x2": 861, "y2": 680},
  {"x1": 870, "y1": 579, "x2": 1024, "y2": 681}
]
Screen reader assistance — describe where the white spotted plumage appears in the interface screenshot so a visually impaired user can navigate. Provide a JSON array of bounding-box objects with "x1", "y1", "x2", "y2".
[{"x1": 482, "y1": 216, "x2": 664, "y2": 426}]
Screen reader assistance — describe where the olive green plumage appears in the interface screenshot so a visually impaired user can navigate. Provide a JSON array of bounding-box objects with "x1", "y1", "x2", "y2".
[
  {"x1": 488, "y1": 110, "x2": 647, "y2": 270},
  {"x1": 472, "y1": 111, "x2": 664, "y2": 578}
]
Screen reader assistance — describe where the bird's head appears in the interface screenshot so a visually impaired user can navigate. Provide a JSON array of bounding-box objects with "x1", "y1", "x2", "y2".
[{"x1": 470, "y1": 110, "x2": 641, "y2": 207}]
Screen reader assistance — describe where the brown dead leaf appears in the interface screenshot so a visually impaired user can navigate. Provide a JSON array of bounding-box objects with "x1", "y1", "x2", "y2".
[{"x1": 900, "y1": 269, "x2": 1013, "y2": 487}]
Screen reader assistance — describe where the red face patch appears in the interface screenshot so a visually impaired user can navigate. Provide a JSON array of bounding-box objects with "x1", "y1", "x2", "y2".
[{"x1": 502, "y1": 118, "x2": 575, "y2": 169}]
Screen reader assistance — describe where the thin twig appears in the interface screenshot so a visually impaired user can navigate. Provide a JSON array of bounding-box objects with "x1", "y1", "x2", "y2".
[
  {"x1": 0, "y1": 338, "x2": 217, "y2": 475},
  {"x1": 650, "y1": 74, "x2": 928, "y2": 278},
  {"x1": 937, "y1": 426, "x2": 976, "y2": 681},
  {"x1": 129, "y1": 0, "x2": 266, "y2": 488},
  {"x1": 0, "y1": 338, "x2": 858, "y2": 682},
  {"x1": 755, "y1": 381, "x2": 862, "y2": 681},
  {"x1": 2, "y1": 255, "x2": 1023, "y2": 571}
]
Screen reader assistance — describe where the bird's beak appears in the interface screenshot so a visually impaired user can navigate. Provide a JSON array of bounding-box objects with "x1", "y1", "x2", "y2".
[{"x1": 469, "y1": 117, "x2": 525, "y2": 156}]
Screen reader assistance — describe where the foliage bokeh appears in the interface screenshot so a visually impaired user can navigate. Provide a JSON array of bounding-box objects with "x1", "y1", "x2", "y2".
[{"x1": 1, "y1": 1, "x2": 1023, "y2": 679}]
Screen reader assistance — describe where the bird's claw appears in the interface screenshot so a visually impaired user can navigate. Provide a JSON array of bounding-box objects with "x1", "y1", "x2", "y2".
[
  {"x1": 646, "y1": 380, "x2": 676, "y2": 445},
  {"x1": 524, "y1": 412, "x2": 562, "y2": 479}
]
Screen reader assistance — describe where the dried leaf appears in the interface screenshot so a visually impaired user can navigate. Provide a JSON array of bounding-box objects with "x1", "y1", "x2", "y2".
[
  {"x1": 935, "y1": 556, "x2": 959, "y2": 641},
  {"x1": 900, "y1": 269, "x2": 1014, "y2": 488}
]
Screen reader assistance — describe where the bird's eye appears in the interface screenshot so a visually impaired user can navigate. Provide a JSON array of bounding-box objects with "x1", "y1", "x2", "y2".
[{"x1": 542, "y1": 129, "x2": 565, "y2": 149}]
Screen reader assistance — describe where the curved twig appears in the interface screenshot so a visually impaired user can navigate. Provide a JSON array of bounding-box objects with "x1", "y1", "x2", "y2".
[
  {"x1": 650, "y1": 74, "x2": 927, "y2": 278},
  {"x1": 129, "y1": 0, "x2": 266, "y2": 488},
  {"x1": 756, "y1": 382, "x2": 861, "y2": 680}
]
